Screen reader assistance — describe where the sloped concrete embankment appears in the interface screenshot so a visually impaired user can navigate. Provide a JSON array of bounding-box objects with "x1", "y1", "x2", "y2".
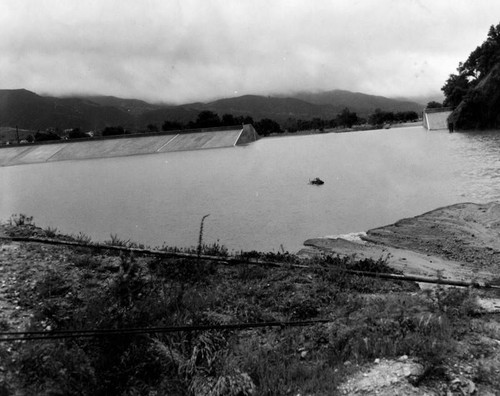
[{"x1": 0, "y1": 125, "x2": 258, "y2": 167}]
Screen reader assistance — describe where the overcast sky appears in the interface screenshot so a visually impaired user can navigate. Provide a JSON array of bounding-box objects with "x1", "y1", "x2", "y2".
[{"x1": 1, "y1": 0, "x2": 500, "y2": 104}]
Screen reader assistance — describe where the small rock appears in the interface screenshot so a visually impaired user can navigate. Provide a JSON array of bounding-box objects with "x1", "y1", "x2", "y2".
[
  {"x1": 398, "y1": 355, "x2": 408, "y2": 361},
  {"x1": 374, "y1": 358, "x2": 380, "y2": 364}
]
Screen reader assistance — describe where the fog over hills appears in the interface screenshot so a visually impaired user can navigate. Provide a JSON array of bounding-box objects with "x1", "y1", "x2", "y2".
[
  {"x1": 0, "y1": 88, "x2": 423, "y2": 131},
  {"x1": 290, "y1": 90, "x2": 426, "y2": 113}
]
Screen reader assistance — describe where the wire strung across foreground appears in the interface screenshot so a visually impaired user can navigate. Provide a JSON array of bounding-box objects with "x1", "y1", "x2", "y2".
[
  {"x1": 0, "y1": 319, "x2": 333, "y2": 342},
  {"x1": 2, "y1": 235, "x2": 500, "y2": 290},
  {"x1": 1, "y1": 236, "x2": 499, "y2": 343}
]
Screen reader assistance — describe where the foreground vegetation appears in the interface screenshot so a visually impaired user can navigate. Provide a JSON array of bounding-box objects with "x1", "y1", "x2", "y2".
[{"x1": 0, "y1": 220, "x2": 499, "y2": 395}]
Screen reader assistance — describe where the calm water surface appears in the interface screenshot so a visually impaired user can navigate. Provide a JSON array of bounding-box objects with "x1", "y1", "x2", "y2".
[{"x1": 2, "y1": 126, "x2": 500, "y2": 252}]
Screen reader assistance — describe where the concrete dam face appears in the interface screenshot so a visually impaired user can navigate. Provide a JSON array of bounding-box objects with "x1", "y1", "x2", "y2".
[
  {"x1": 0, "y1": 125, "x2": 259, "y2": 167},
  {"x1": 423, "y1": 109, "x2": 452, "y2": 130}
]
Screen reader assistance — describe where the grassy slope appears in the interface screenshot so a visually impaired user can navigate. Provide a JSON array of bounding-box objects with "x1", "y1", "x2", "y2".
[{"x1": 0, "y1": 221, "x2": 499, "y2": 395}]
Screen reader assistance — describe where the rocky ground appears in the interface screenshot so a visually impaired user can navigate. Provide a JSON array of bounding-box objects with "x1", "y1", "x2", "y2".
[{"x1": 1, "y1": 203, "x2": 500, "y2": 395}]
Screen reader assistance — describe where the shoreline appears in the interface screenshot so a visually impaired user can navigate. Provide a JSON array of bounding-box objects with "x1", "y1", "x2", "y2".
[{"x1": 300, "y1": 201, "x2": 500, "y2": 285}]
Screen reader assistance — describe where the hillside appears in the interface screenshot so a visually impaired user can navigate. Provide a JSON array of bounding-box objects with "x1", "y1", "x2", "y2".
[
  {"x1": 201, "y1": 95, "x2": 339, "y2": 122},
  {"x1": 0, "y1": 89, "x2": 423, "y2": 132},
  {"x1": 0, "y1": 89, "x2": 134, "y2": 131}
]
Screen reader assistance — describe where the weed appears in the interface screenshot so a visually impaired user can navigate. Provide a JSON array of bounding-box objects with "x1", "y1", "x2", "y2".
[
  {"x1": 200, "y1": 240, "x2": 228, "y2": 257},
  {"x1": 72, "y1": 232, "x2": 92, "y2": 245},
  {"x1": 43, "y1": 226, "x2": 58, "y2": 238},
  {"x1": 8, "y1": 213, "x2": 34, "y2": 226},
  {"x1": 349, "y1": 256, "x2": 400, "y2": 274},
  {"x1": 105, "y1": 233, "x2": 131, "y2": 247},
  {"x1": 197, "y1": 214, "x2": 210, "y2": 259},
  {"x1": 433, "y1": 286, "x2": 477, "y2": 319},
  {"x1": 6, "y1": 227, "x2": 484, "y2": 396}
]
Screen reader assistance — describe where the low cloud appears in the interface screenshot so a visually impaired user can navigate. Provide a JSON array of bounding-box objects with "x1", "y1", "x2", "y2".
[{"x1": 2, "y1": 0, "x2": 500, "y2": 103}]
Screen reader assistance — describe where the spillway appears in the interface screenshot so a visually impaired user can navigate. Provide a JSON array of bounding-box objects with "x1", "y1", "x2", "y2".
[{"x1": 423, "y1": 109, "x2": 452, "y2": 130}]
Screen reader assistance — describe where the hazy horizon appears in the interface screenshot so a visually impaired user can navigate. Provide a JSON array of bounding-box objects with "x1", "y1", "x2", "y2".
[
  {"x1": 2, "y1": 1, "x2": 498, "y2": 104},
  {"x1": 2, "y1": 86, "x2": 440, "y2": 107}
]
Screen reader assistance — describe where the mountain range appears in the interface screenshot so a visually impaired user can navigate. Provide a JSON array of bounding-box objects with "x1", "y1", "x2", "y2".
[{"x1": 0, "y1": 88, "x2": 423, "y2": 131}]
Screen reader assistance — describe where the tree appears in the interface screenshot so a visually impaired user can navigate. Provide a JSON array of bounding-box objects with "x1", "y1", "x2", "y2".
[
  {"x1": 441, "y1": 73, "x2": 470, "y2": 108},
  {"x1": 102, "y1": 126, "x2": 126, "y2": 136},
  {"x1": 34, "y1": 130, "x2": 61, "y2": 142},
  {"x1": 241, "y1": 116, "x2": 254, "y2": 125},
  {"x1": 194, "y1": 111, "x2": 221, "y2": 128},
  {"x1": 337, "y1": 108, "x2": 358, "y2": 128},
  {"x1": 68, "y1": 128, "x2": 87, "y2": 139},
  {"x1": 395, "y1": 111, "x2": 419, "y2": 122},
  {"x1": 146, "y1": 124, "x2": 158, "y2": 132},
  {"x1": 161, "y1": 121, "x2": 183, "y2": 131},
  {"x1": 310, "y1": 118, "x2": 325, "y2": 131},
  {"x1": 426, "y1": 101, "x2": 443, "y2": 109},
  {"x1": 254, "y1": 118, "x2": 282, "y2": 136},
  {"x1": 442, "y1": 22, "x2": 500, "y2": 109},
  {"x1": 369, "y1": 109, "x2": 395, "y2": 126},
  {"x1": 283, "y1": 118, "x2": 298, "y2": 132},
  {"x1": 221, "y1": 114, "x2": 237, "y2": 126}
]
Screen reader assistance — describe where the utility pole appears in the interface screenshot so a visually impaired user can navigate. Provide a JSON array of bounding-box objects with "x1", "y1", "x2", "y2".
[{"x1": 16, "y1": 125, "x2": 20, "y2": 144}]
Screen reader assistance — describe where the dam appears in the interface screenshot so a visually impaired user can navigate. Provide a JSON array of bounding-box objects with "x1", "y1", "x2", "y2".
[
  {"x1": 423, "y1": 108, "x2": 453, "y2": 130},
  {"x1": 0, "y1": 124, "x2": 258, "y2": 167}
]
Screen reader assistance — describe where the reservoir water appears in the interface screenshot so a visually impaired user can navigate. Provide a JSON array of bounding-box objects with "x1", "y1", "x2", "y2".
[{"x1": 2, "y1": 126, "x2": 500, "y2": 253}]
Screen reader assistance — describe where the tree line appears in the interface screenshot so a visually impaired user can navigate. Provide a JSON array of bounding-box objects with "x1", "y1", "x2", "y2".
[
  {"x1": 149, "y1": 108, "x2": 418, "y2": 137},
  {"x1": 19, "y1": 108, "x2": 419, "y2": 143}
]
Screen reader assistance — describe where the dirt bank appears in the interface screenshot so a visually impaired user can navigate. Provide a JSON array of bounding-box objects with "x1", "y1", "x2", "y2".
[
  {"x1": 364, "y1": 202, "x2": 500, "y2": 273},
  {"x1": 301, "y1": 202, "x2": 500, "y2": 284}
]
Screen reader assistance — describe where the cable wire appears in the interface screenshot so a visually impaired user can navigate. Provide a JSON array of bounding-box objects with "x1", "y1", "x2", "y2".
[{"x1": 0, "y1": 319, "x2": 333, "y2": 342}]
